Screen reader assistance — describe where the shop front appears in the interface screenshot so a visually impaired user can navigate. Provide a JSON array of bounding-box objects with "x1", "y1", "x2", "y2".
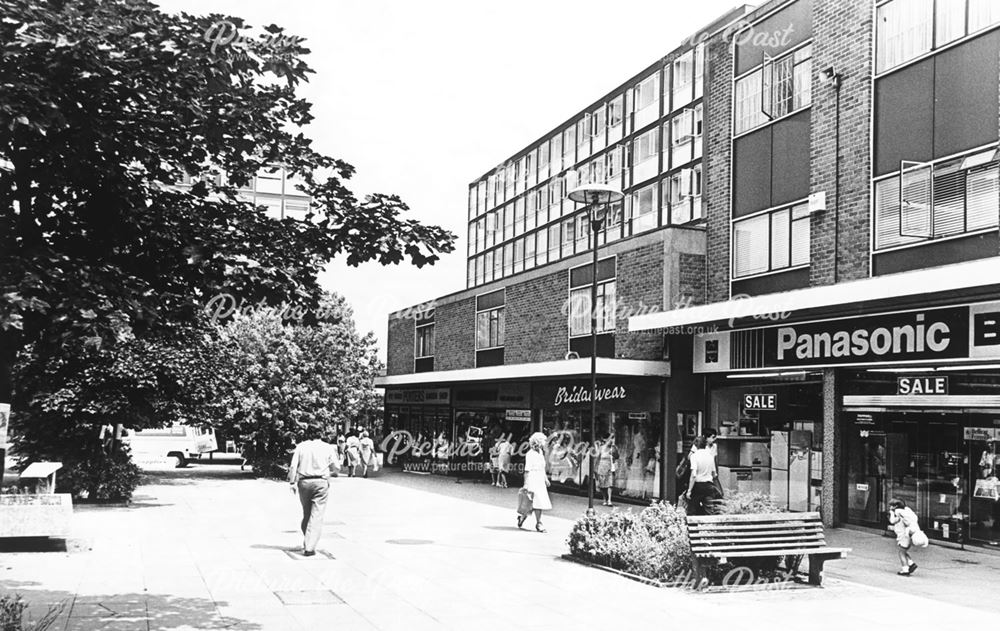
[
  {"x1": 451, "y1": 383, "x2": 533, "y2": 483},
  {"x1": 533, "y1": 379, "x2": 665, "y2": 502},
  {"x1": 690, "y1": 298, "x2": 1000, "y2": 546},
  {"x1": 843, "y1": 368, "x2": 1000, "y2": 547}
]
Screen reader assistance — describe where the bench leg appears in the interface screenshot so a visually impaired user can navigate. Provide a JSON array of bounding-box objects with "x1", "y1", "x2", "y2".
[
  {"x1": 691, "y1": 558, "x2": 708, "y2": 590},
  {"x1": 808, "y1": 557, "x2": 825, "y2": 586}
]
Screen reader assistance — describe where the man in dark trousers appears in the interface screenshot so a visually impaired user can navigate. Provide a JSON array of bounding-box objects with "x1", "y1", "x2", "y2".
[{"x1": 288, "y1": 428, "x2": 340, "y2": 556}]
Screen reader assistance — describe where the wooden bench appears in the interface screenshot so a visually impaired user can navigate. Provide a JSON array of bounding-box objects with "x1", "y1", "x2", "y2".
[{"x1": 686, "y1": 511, "x2": 849, "y2": 586}]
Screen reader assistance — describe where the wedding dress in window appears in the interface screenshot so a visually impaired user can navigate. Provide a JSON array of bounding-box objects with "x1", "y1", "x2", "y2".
[{"x1": 625, "y1": 428, "x2": 647, "y2": 498}]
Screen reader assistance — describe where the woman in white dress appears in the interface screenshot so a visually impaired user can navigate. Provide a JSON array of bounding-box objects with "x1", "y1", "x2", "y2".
[{"x1": 519, "y1": 432, "x2": 552, "y2": 532}]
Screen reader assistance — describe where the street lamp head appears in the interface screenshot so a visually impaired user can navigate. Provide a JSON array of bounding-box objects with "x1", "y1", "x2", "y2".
[{"x1": 567, "y1": 183, "x2": 624, "y2": 206}]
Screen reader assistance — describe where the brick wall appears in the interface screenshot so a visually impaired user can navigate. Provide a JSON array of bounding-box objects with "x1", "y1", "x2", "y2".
[
  {"x1": 678, "y1": 252, "x2": 707, "y2": 306},
  {"x1": 434, "y1": 297, "x2": 476, "y2": 371},
  {"x1": 505, "y1": 269, "x2": 570, "y2": 364},
  {"x1": 615, "y1": 243, "x2": 665, "y2": 360},
  {"x1": 809, "y1": 0, "x2": 873, "y2": 285},
  {"x1": 386, "y1": 315, "x2": 414, "y2": 376},
  {"x1": 704, "y1": 35, "x2": 734, "y2": 304}
]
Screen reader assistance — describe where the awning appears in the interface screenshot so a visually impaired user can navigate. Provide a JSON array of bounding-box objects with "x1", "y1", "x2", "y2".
[
  {"x1": 374, "y1": 358, "x2": 671, "y2": 389},
  {"x1": 629, "y1": 256, "x2": 1000, "y2": 332}
]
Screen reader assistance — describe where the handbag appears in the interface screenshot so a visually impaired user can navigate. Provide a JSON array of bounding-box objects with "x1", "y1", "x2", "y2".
[{"x1": 517, "y1": 488, "x2": 534, "y2": 517}]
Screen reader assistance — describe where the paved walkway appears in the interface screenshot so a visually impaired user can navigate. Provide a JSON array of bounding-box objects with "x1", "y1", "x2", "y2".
[{"x1": 1, "y1": 464, "x2": 997, "y2": 630}]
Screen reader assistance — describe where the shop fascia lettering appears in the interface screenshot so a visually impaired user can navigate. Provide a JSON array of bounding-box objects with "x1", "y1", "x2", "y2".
[
  {"x1": 777, "y1": 313, "x2": 951, "y2": 361},
  {"x1": 554, "y1": 385, "x2": 627, "y2": 407}
]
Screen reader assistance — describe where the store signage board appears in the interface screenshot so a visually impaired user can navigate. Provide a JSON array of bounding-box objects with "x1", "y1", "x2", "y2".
[
  {"x1": 505, "y1": 409, "x2": 531, "y2": 422},
  {"x1": 897, "y1": 376, "x2": 948, "y2": 395},
  {"x1": 963, "y1": 427, "x2": 998, "y2": 441},
  {"x1": 385, "y1": 388, "x2": 450, "y2": 405},
  {"x1": 694, "y1": 300, "x2": 1000, "y2": 372},
  {"x1": 742, "y1": 393, "x2": 777, "y2": 411}
]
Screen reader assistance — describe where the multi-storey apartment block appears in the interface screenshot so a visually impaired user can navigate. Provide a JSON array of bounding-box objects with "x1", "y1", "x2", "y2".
[{"x1": 379, "y1": 0, "x2": 1000, "y2": 548}]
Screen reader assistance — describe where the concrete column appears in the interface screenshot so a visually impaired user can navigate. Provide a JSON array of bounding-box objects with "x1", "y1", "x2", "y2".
[{"x1": 821, "y1": 368, "x2": 843, "y2": 527}]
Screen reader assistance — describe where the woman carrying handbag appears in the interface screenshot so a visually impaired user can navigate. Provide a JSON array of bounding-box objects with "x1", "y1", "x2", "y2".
[{"x1": 518, "y1": 432, "x2": 552, "y2": 532}]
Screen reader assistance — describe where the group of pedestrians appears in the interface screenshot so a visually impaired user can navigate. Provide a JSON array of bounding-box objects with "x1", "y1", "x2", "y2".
[{"x1": 488, "y1": 433, "x2": 513, "y2": 487}]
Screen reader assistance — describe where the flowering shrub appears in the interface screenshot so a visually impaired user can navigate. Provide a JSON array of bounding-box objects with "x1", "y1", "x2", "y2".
[
  {"x1": 0, "y1": 595, "x2": 65, "y2": 631},
  {"x1": 567, "y1": 493, "x2": 787, "y2": 585}
]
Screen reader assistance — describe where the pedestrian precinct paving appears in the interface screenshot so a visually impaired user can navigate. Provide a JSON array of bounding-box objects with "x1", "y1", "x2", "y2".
[{"x1": 1, "y1": 464, "x2": 997, "y2": 630}]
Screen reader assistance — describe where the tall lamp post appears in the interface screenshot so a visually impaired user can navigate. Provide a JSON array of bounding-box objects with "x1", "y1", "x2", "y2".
[{"x1": 568, "y1": 183, "x2": 624, "y2": 516}]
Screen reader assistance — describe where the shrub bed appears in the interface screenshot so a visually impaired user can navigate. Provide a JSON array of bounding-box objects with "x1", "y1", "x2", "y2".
[{"x1": 566, "y1": 492, "x2": 785, "y2": 585}]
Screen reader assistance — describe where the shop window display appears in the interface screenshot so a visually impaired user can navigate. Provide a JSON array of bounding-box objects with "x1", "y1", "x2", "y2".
[{"x1": 540, "y1": 409, "x2": 662, "y2": 500}]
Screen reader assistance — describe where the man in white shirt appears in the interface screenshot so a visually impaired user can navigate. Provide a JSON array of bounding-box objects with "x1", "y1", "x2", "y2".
[
  {"x1": 684, "y1": 435, "x2": 721, "y2": 515},
  {"x1": 288, "y1": 429, "x2": 340, "y2": 556}
]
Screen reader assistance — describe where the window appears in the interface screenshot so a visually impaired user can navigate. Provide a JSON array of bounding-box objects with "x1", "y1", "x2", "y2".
[
  {"x1": 936, "y1": 0, "x2": 966, "y2": 45},
  {"x1": 494, "y1": 248, "x2": 503, "y2": 279},
  {"x1": 484, "y1": 250, "x2": 495, "y2": 283},
  {"x1": 503, "y1": 242, "x2": 514, "y2": 277},
  {"x1": 476, "y1": 308, "x2": 504, "y2": 349},
  {"x1": 467, "y1": 259, "x2": 475, "y2": 287},
  {"x1": 538, "y1": 143, "x2": 550, "y2": 180},
  {"x1": 524, "y1": 232, "x2": 536, "y2": 270},
  {"x1": 255, "y1": 169, "x2": 283, "y2": 195},
  {"x1": 671, "y1": 104, "x2": 702, "y2": 167},
  {"x1": 732, "y1": 204, "x2": 810, "y2": 278},
  {"x1": 502, "y1": 204, "x2": 513, "y2": 241},
  {"x1": 575, "y1": 214, "x2": 589, "y2": 251},
  {"x1": 970, "y1": 0, "x2": 1000, "y2": 31},
  {"x1": 284, "y1": 200, "x2": 309, "y2": 218},
  {"x1": 694, "y1": 44, "x2": 705, "y2": 99},
  {"x1": 514, "y1": 197, "x2": 525, "y2": 236},
  {"x1": 416, "y1": 324, "x2": 435, "y2": 357},
  {"x1": 608, "y1": 95, "x2": 624, "y2": 142},
  {"x1": 562, "y1": 218, "x2": 576, "y2": 256},
  {"x1": 591, "y1": 105, "x2": 607, "y2": 151},
  {"x1": 513, "y1": 238, "x2": 524, "y2": 273},
  {"x1": 633, "y1": 72, "x2": 660, "y2": 129},
  {"x1": 526, "y1": 192, "x2": 538, "y2": 231},
  {"x1": 606, "y1": 146, "x2": 624, "y2": 184},
  {"x1": 468, "y1": 187, "x2": 476, "y2": 221},
  {"x1": 576, "y1": 117, "x2": 590, "y2": 161},
  {"x1": 563, "y1": 127, "x2": 576, "y2": 166},
  {"x1": 548, "y1": 223, "x2": 561, "y2": 261},
  {"x1": 874, "y1": 149, "x2": 1000, "y2": 250},
  {"x1": 569, "y1": 281, "x2": 616, "y2": 336},
  {"x1": 477, "y1": 181, "x2": 487, "y2": 214},
  {"x1": 536, "y1": 228, "x2": 548, "y2": 265},
  {"x1": 876, "y1": 0, "x2": 933, "y2": 72},
  {"x1": 629, "y1": 183, "x2": 658, "y2": 233},
  {"x1": 486, "y1": 211, "x2": 498, "y2": 247},
  {"x1": 604, "y1": 200, "x2": 624, "y2": 243},
  {"x1": 667, "y1": 166, "x2": 704, "y2": 224},
  {"x1": 632, "y1": 128, "x2": 659, "y2": 184},
  {"x1": 551, "y1": 134, "x2": 563, "y2": 172},
  {"x1": 672, "y1": 50, "x2": 694, "y2": 109},
  {"x1": 524, "y1": 154, "x2": 535, "y2": 188},
  {"x1": 505, "y1": 163, "x2": 516, "y2": 198},
  {"x1": 736, "y1": 44, "x2": 811, "y2": 134}
]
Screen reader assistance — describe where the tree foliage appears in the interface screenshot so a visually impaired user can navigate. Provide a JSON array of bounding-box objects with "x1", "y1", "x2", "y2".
[
  {"x1": 216, "y1": 294, "x2": 382, "y2": 477},
  {"x1": 0, "y1": 0, "x2": 452, "y2": 480}
]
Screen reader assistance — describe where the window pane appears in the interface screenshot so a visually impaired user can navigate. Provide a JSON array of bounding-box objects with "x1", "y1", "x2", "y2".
[
  {"x1": 569, "y1": 287, "x2": 591, "y2": 336},
  {"x1": 932, "y1": 159, "x2": 965, "y2": 237},
  {"x1": 735, "y1": 69, "x2": 767, "y2": 134},
  {"x1": 672, "y1": 50, "x2": 693, "y2": 109},
  {"x1": 503, "y1": 243, "x2": 514, "y2": 277},
  {"x1": 476, "y1": 312, "x2": 488, "y2": 349},
  {"x1": 599, "y1": 281, "x2": 617, "y2": 332},
  {"x1": 497, "y1": 309, "x2": 505, "y2": 347},
  {"x1": 548, "y1": 224, "x2": 561, "y2": 260},
  {"x1": 936, "y1": 0, "x2": 967, "y2": 45},
  {"x1": 513, "y1": 239, "x2": 524, "y2": 273},
  {"x1": 770, "y1": 55, "x2": 794, "y2": 118},
  {"x1": 970, "y1": 0, "x2": 1000, "y2": 31},
  {"x1": 790, "y1": 212, "x2": 811, "y2": 266},
  {"x1": 733, "y1": 214, "x2": 770, "y2": 277},
  {"x1": 524, "y1": 233, "x2": 536, "y2": 270},
  {"x1": 770, "y1": 209, "x2": 791, "y2": 269},
  {"x1": 536, "y1": 228, "x2": 548, "y2": 264},
  {"x1": 793, "y1": 54, "x2": 812, "y2": 110},
  {"x1": 876, "y1": 0, "x2": 933, "y2": 73},
  {"x1": 967, "y1": 162, "x2": 1000, "y2": 231}
]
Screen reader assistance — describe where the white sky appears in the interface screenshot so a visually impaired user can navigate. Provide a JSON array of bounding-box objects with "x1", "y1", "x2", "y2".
[{"x1": 157, "y1": 0, "x2": 746, "y2": 362}]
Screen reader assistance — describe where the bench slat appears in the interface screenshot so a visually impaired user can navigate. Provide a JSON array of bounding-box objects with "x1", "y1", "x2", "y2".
[
  {"x1": 697, "y1": 547, "x2": 851, "y2": 560},
  {"x1": 690, "y1": 527, "x2": 823, "y2": 537},
  {"x1": 691, "y1": 534, "x2": 826, "y2": 546},
  {"x1": 687, "y1": 512, "x2": 821, "y2": 524},
  {"x1": 689, "y1": 522, "x2": 821, "y2": 532},
  {"x1": 692, "y1": 540, "x2": 828, "y2": 552}
]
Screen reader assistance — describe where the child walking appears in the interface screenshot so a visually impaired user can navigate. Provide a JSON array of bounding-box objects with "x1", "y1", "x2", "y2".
[{"x1": 888, "y1": 498, "x2": 926, "y2": 576}]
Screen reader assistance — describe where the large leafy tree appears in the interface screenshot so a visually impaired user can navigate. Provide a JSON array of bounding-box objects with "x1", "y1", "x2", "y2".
[
  {"x1": 0, "y1": 0, "x2": 453, "y2": 476},
  {"x1": 217, "y1": 293, "x2": 382, "y2": 477}
]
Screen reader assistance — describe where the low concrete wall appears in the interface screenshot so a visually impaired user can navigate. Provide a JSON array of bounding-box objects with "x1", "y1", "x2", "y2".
[{"x1": 0, "y1": 494, "x2": 73, "y2": 538}]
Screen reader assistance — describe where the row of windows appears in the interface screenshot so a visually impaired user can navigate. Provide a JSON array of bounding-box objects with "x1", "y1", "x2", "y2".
[
  {"x1": 876, "y1": 0, "x2": 1000, "y2": 73},
  {"x1": 467, "y1": 172, "x2": 702, "y2": 288},
  {"x1": 733, "y1": 203, "x2": 811, "y2": 278},
  {"x1": 468, "y1": 46, "x2": 704, "y2": 221},
  {"x1": 417, "y1": 281, "x2": 618, "y2": 360},
  {"x1": 734, "y1": 44, "x2": 812, "y2": 135},
  {"x1": 467, "y1": 112, "x2": 703, "y2": 259}
]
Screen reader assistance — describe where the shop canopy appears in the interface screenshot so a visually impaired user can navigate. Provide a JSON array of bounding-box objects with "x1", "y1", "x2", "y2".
[
  {"x1": 628, "y1": 256, "x2": 1000, "y2": 332},
  {"x1": 374, "y1": 358, "x2": 671, "y2": 389}
]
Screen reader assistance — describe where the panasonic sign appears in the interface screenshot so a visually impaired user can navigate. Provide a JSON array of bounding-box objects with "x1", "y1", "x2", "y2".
[{"x1": 692, "y1": 301, "x2": 1000, "y2": 372}]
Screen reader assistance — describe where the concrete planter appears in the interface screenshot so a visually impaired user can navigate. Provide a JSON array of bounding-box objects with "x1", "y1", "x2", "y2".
[{"x1": 0, "y1": 494, "x2": 73, "y2": 538}]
